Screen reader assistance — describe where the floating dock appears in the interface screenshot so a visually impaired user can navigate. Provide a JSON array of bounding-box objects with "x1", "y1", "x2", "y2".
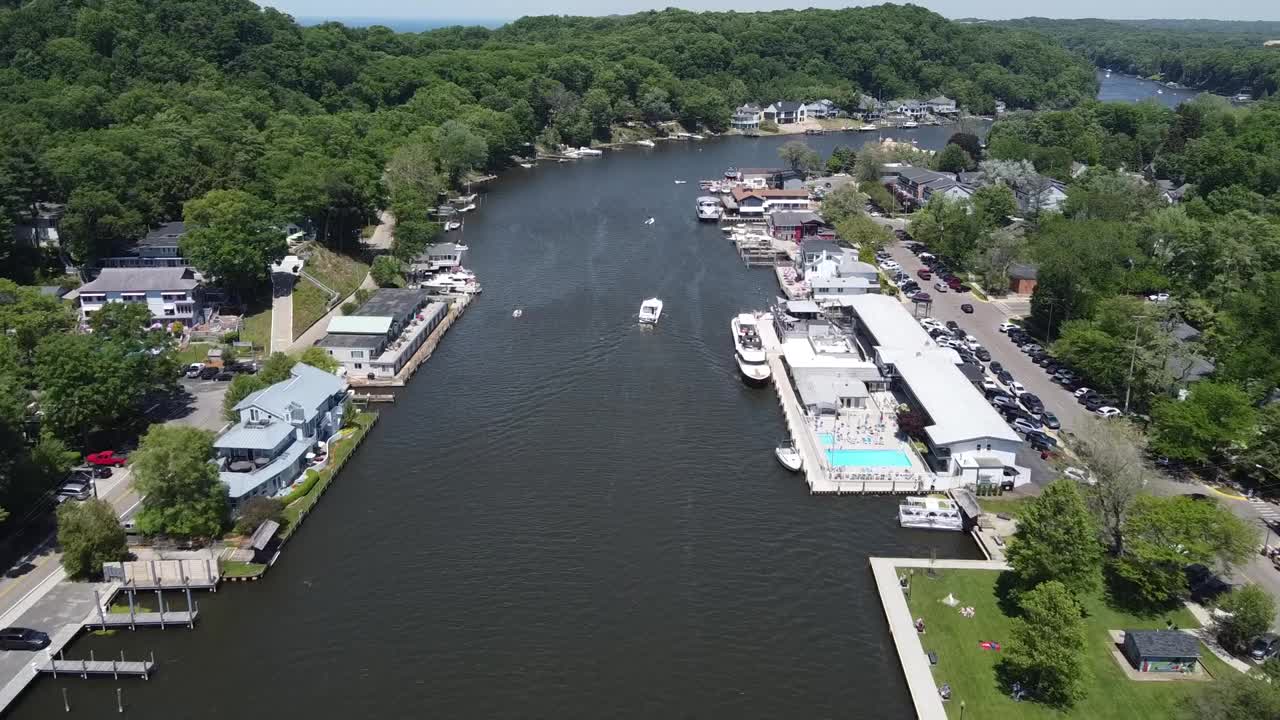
[{"x1": 102, "y1": 554, "x2": 220, "y2": 591}]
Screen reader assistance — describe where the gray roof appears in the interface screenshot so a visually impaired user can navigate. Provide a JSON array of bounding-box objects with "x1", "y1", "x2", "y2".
[
  {"x1": 928, "y1": 95, "x2": 955, "y2": 105},
  {"x1": 353, "y1": 288, "x2": 428, "y2": 320},
  {"x1": 772, "y1": 100, "x2": 804, "y2": 113},
  {"x1": 213, "y1": 419, "x2": 294, "y2": 451},
  {"x1": 1008, "y1": 263, "x2": 1038, "y2": 280},
  {"x1": 794, "y1": 370, "x2": 869, "y2": 408},
  {"x1": 317, "y1": 333, "x2": 384, "y2": 349},
  {"x1": 419, "y1": 242, "x2": 466, "y2": 257},
  {"x1": 770, "y1": 211, "x2": 824, "y2": 227},
  {"x1": 234, "y1": 363, "x2": 346, "y2": 422},
  {"x1": 80, "y1": 267, "x2": 199, "y2": 293},
  {"x1": 801, "y1": 239, "x2": 843, "y2": 257},
  {"x1": 898, "y1": 167, "x2": 955, "y2": 186},
  {"x1": 1127, "y1": 630, "x2": 1201, "y2": 658},
  {"x1": 139, "y1": 222, "x2": 186, "y2": 247},
  {"x1": 249, "y1": 520, "x2": 280, "y2": 551}
]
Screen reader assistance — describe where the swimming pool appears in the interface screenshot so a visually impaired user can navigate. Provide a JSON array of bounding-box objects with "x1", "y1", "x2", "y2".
[
  {"x1": 817, "y1": 433, "x2": 835, "y2": 447},
  {"x1": 825, "y1": 448, "x2": 913, "y2": 468}
]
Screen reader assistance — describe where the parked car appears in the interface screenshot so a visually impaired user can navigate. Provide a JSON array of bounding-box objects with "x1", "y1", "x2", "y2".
[
  {"x1": 1148, "y1": 292, "x2": 1171, "y2": 303},
  {"x1": 1019, "y1": 395, "x2": 1043, "y2": 414},
  {"x1": 933, "y1": 281, "x2": 949, "y2": 293},
  {"x1": 1026, "y1": 429, "x2": 1057, "y2": 447},
  {"x1": 0, "y1": 627, "x2": 50, "y2": 651},
  {"x1": 215, "y1": 371, "x2": 235, "y2": 381},
  {"x1": 86, "y1": 450, "x2": 127, "y2": 467},
  {"x1": 975, "y1": 348, "x2": 991, "y2": 362},
  {"x1": 916, "y1": 269, "x2": 932, "y2": 280},
  {"x1": 185, "y1": 363, "x2": 205, "y2": 378},
  {"x1": 960, "y1": 303, "x2": 974, "y2": 314},
  {"x1": 1041, "y1": 412, "x2": 1060, "y2": 430},
  {"x1": 1096, "y1": 406, "x2": 1122, "y2": 418},
  {"x1": 989, "y1": 361, "x2": 1003, "y2": 374},
  {"x1": 998, "y1": 322, "x2": 1018, "y2": 333},
  {"x1": 912, "y1": 292, "x2": 932, "y2": 303},
  {"x1": 1083, "y1": 395, "x2": 1105, "y2": 411},
  {"x1": 981, "y1": 379, "x2": 1001, "y2": 393},
  {"x1": 1251, "y1": 634, "x2": 1280, "y2": 661},
  {"x1": 945, "y1": 321, "x2": 959, "y2": 331},
  {"x1": 996, "y1": 369, "x2": 1014, "y2": 384},
  {"x1": 1008, "y1": 381, "x2": 1027, "y2": 396},
  {"x1": 199, "y1": 366, "x2": 220, "y2": 380},
  {"x1": 56, "y1": 480, "x2": 91, "y2": 503},
  {"x1": 991, "y1": 395, "x2": 1018, "y2": 410},
  {"x1": 234, "y1": 361, "x2": 260, "y2": 374},
  {"x1": 1011, "y1": 418, "x2": 1040, "y2": 435},
  {"x1": 1074, "y1": 387, "x2": 1093, "y2": 399}
]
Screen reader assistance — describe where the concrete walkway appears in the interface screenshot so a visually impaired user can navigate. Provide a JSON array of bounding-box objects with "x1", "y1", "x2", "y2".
[
  {"x1": 870, "y1": 557, "x2": 1010, "y2": 720},
  {"x1": 366, "y1": 211, "x2": 396, "y2": 251},
  {"x1": 270, "y1": 277, "x2": 294, "y2": 354},
  {"x1": 1184, "y1": 602, "x2": 1253, "y2": 673}
]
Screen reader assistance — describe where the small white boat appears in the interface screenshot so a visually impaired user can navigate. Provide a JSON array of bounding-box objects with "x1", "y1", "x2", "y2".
[
  {"x1": 1156, "y1": 89, "x2": 1164, "y2": 94},
  {"x1": 512, "y1": 308, "x2": 523, "y2": 318},
  {"x1": 577, "y1": 147, "x2": 603, "y2": 156},
  {"x1": 732, "y1": 313, "x2": 770, "y2": 385},
  {"x1": 444, "y1": 221, "x2": 462, "y2": 231},
  {"x1": 673, "y1": 180, "x2": 687, "y2": 184},
  {"x1": 644, "y1": 217, "x2": 655, "y2": 225},
  {"x1": 690, "y1": 134, "x2": 705, "y2": 140},
  {"x1": 898, "y1": 496, "x2": 965, "y2": 532},
  {"x1": 635, "y1": 139, "x2": 655, "y2": 148},
  {"x1": 449, "y1": 193, "x2": 477, "y2": 205},
  {"x1": 775, "y1": 443, "x2": 803, "y2": 472},
  {"x1": 638, "y1": 298, "x2": 663, "y2": 325},
  {"x1": 901, "y1": 120, "x2": 919, "y2": 129},
  {"x1": 520, "y1": 163, "x2": 534, "y2": 168},
  {"x1": 561, "y1": 148, "x2": 581, "y2": 159},
  {"x1": 859, "y1": 124, "x2": 877, "y2": 131},
  {"x1": 458, "y1": 203, "x2": 477, "y2": 213}
]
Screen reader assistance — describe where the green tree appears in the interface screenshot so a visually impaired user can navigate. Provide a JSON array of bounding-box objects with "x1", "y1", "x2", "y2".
[
  {"x1": 36, "y1": 334, "x2": 154, "y2": 443},
  {"x1": 370, "y1": 255, "x2": 403, "y2": 287},
  {"x1": 911, "y1": 195, "x2": 982, "y2": 268},
  {"x1": 820, "y1": 184, "x2": 867, "y2": 226},
  {"x1": 934, "y1": 143, "x2": 973, "y2": 173},
  {"x1": 437, "y1": 121, "x2": 488, "y2": 186},
  {"x1": 947, "y1": 132, "x2": 982, "y2": 160},
  {"x1": 56, "y1": 499, "x2": 127, "y2": 579},
  {"x1": 1150, "y1": 382, "x2": 1258, "y2": 464},
  {"x1": 1074, "y1": 419, "x2": 1148, "y2": 555},
  {"x1": 222, "y1": 373, "x2": 266, "y2": 422},
  {"x1": 131, "y1": 425, "x2": 227, "y2": 539},
  {"x1": 88, "y1": 302, "x2": 154, "y2": 343},
  {"x1": 1006, "y1": 479, "x2": 1103, "y2": 598},
  {"x1": 299, "y1": 347, "x2": 340, "y2": 374},
  {"x1": 826, "y1": 146, "x2": 857, "y2": 174},
  {"x1": 233, "y1": 496, "x2": 284, "y2": 535},
  {"x1": 1002, "y1": 580, "x2": 1090, "y2": 708},
  {"x1": 385, "y1": 143, "x2": 444, "y2": 203},
  {"x1": 1215, "y1": 585, "x2": 1276, "y2": 653},
  {"x1": 258, "y1": 352, "x2": 298, "y2": 385},
  {"x1": 971, "y1": 184, "x2": 1017, "y2": 229},
  {"x1": 777, "y1": 141, "x2": 821, "y2": 176},
  {"x1": 1115, "y1": 495, "x2": 1256, "y2": 606},
  {"x1": 182, "y1": 190, "x2": 287, "y2": 293},
  {"x1": 1183, "y1": 670, "x2": 1280, "y2": 720}
]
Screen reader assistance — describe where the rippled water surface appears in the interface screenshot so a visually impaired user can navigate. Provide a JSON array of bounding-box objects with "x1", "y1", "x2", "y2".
[{"x1": 13, "y1": 128, "x2": 997, "y2": 719}]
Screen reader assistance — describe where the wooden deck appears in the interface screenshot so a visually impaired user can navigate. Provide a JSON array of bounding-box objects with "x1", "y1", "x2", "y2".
[
  {"x1": 37, "y1": 656, "x2": 154, "y2": 679},
  {"x1": 85, "y1": 610, "x2": 198, "y2": 630}
]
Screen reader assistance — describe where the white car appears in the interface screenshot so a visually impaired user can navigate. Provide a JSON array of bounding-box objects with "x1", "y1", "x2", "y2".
[
  {"x1": 1064, "y1": 467, "x2": 1096, "y2": 485},
  {"x1": 185, "y1": 363, "x2": 205, "y2": 378},
  {"x1": 1147, "y1": 293, "x2": 1170, "y2": 303},
  {"x1": 1096, "y1": 406, "x2": 1122, "y2": 418},
  {"x1": 933, "y1": 281, "x2": 949, "y2": 293},
  {"x1": 1073, "y1": 387, "x2": 1092, "y2": 398},
  {"x1": 981, "y1": 379, "x2": 1001, "y2": 392},
  {"x1": 1009, "y1": 381, "x2": 1027, "y2": 396},
  {"x1": 920, "y1": 319, "x2": 943, "y2": 330},
  {"x1": 966, "y1": 340, "x2": 984, "y2": 351},
  {"x1": 880, "y1": 261, "x2": 900, "y2": 270},
  {"x1": 998, "y1": 322, "x2": 1019, "y2": 333}
]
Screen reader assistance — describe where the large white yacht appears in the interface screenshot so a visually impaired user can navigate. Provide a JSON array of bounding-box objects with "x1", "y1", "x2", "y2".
[
  {"x1": 731, "y1": 313, "x2": 770, "y2": 385},
  {"x1": 576, "y1": 147, "x2": 603, "y2": 156},
  {"x1": 696, "y1": 196, "x2": 723, "y2": 222},
  {"x1": 638, "y1": 298, "x2": 664, "y2": 324},
  {"x1": 898, "y1": 496, "x2": 964, "y2": 531},
  {"x1": 423, "y1": 270, "x2": 482, "y2": 295}
]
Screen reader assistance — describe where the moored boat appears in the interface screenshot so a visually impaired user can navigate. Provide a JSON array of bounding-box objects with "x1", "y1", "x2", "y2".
[
  {"x1": 732, "y1": 313, "x2": 771, "y2": 385},
  {"x1": 577, "y1": 147, "x2": 603, "y2": 156},
  {"x1": 775, "y1": 442, "x2": 803, "y2": 472},
  {"x1": 901, "y1": 120, "x2": 919, "y2": 129},
  {"x1": 638, "y1": 298, "x2": 663, "y2": 324},
  {"x1": 898, "y1": 496, "x2": 964, "y2": 531},
  {"x1": 696, "y1": 196, "x2": 722, "y2": 221},
  {"x1": 424, "y1": 270, "x2": 482, "y2": 295},
  {"x1": 635, "y1": 139, "x2": 655, "y2": 148}
]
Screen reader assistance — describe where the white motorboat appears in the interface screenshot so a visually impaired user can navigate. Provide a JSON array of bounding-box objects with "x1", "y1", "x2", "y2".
[
  {"x1": 696, "y1": 196, "x2": 722, "y2": 221},
  {"x1": 901, "y1": 120, "x2": 919, "y2": 129},
  {"x1": 673, "y1": 180, "x2": 687, "y2": 184},
  {"x1": 690, "y1": 134, "x2": 705, "y2": 140},
  {"x1": 519, "y1": 162, "x2": 534, "y2": 168},
  {"x1": 859, "y1": 124, "x2": 878, "y2": 131},
  {"x1": 644, "y1": 217, "x2": 655, "y2": 225},
  {"x1": 561, "y1": 148, "x2": 581, "y2": 159},
  {"x1": 898, "y1": 496, "x2": 965, "y2": 531},
  {"x1": 458, "y1": 203, "x2": 477, "y2": 213},
  {"x1": 449, "y1": 193, "x2": 477, "y2": 205},
  {"x1": 444, "y1": 221, "x2": 462, "y2": 231},
  {"x1": 775, "y1": 442, "x2": 803, "y2": 472},
  {"x1": 635, "y1": 139, "x2": 655, "y2": 147},
  {"x1": 638, "y1": 298, "x2": 663, "y2": 324},
  {"x1": 424, "y1": 271, "x2": 482, "y2": 295},
  {"x1": 512, "y1": 308, "x2": 523, "y2": 318},
  {"x1": 732, "y1": 313, "x2": 771, "y2": 385},
  {"x1": 577, "y1": 147, "x2": 603, "y2": 156}
]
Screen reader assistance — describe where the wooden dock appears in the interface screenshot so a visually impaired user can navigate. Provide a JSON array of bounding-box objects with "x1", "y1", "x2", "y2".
[
  {"x1": 38, "y1": 653, "x2": 155, "y2": 680},
  {"x1": 86, "y1": 610, "x2": 198, "y2": 630},
  {"x1": 352, "y1": 393, "x2": 395, "y2": 403}
]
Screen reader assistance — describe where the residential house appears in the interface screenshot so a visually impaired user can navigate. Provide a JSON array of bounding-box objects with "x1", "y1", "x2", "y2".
[
  {"x1": 1156, "y1": 179, "x2": 1191, "y2": 204},
  {"x1": 1008, "y1": 263, "x2": 1038, "y2": 295},
  {"x1": 804, "y1": 250, "x2": 880, "y2": 301},
  {"x1": 12, "y1": 203, "x2": 64, "y2": 249},
  {"x1": 854, "y1": 96, "x2": 884, "y2": 120},
  {"x1": 1070, "y1": 161, "x2": 1090, "y2": 178},
  {"x1": 927, "y1": 95, "x2": 957, "y2": 114},
  {"x1": 726, "y1": 187, "x2": 811, "y2": 218},
  {"x1": 763, "y1": 101, "x2": 806, "y2": 125},
  {"x1": 892, "y1": 99, "x2": 928, "y2": 119},
  {"x1": 803, "y1": 99, "x2": 837, "y2": 119},
  {"x1": 767, "y1": 211, "x2": 827, "y2": 240},
  {"x1": 76, "y1": 267, "x2": 204, "y2": 327},
  {"x1": 994, "y1": 100, "x2": 1007, "y2": 114},
  {"x1": 1122, "y1": 630, "x2": 1200, "y2": 673},
  {"x1": 894, "y1": 167, "x2": 974, "y2": 205},
  {"x1": 1166, "y1": 321, "x2": 1215, "y2": 387},
  {"x1": 101, "y1": 222, "x2": 189, "y2": 268},
  {"x1": 318, "y1": 288, "x2": 448, "y2": 379},
  {"x1": 1013, "y1": 176, "x2": 1068, "y2": 214},
  {"x1": 731, "y1": 103, "x2": 763, "y2": 131},
  {"x1": 408, "y1": 242, "x2": 469, "y2": 282},
  {"x1": 214, "y1": 363, "x2": 348, "y2": 507}
]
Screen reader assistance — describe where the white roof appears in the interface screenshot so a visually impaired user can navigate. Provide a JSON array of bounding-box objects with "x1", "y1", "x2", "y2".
[
  {"x1": 847, "y1": 294, "x2": 935, "y2": 350},
  {"x1": 781, "y1": 336, "x2": 878, "y2": 373},
  {"x1": 326, "y1": 315, "x2": 392, "y2": 335},
  {"x1": 895, "y1": 353, "x2": 1019, "y2": 446}
]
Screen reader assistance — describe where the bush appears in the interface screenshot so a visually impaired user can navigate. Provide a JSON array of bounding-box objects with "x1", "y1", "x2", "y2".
[
  {"x1": 279, "y1": 469, "x2": 321, "y2": 507},
  {"x1": 234, "y1": 496, "x2": 284, "y2": 534},
  {"x1": 341, "y1": 300, "x2": 358, "y2": 315},
  {"x1": 222, "y1": 330, "x2": 240, "y2": 343},
  {"x1": 370, "y1": 256, "x2": 403, "y2": 287},
  {"x1": 759, "y1": 119, "x2": 779, "y2": 133}
]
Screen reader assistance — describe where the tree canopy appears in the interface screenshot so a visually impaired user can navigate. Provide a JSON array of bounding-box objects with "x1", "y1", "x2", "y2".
[
  {"x1": 131, "y1": 425, "x2": 227, "y2": 538},
  {"x1": 1006, "y1": 479, "x2": 1103, "y2": 599}
]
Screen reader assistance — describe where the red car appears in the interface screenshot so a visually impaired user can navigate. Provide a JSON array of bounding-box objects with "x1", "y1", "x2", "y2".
[
  {"x1": 916, "y1": 269, "x2": 932, "y2": 280},
  {"x1": 86, "y1": 450, "x2": 127, "y2": 467}
]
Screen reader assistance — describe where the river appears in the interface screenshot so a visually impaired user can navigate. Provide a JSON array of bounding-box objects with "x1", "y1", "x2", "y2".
[
  {"x1": 12, "y1": 127, "x2": 989, "y2": 718},
  {"x1": 1096, "y1": 69, "x2": 1202, "y2": 108}
]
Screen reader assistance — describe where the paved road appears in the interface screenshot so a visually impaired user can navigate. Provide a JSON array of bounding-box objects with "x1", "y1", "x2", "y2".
[
  {"x1": 366, "y1": 210, "x2": 395, "y2": 251},
  {"x1": 270, "y1": 274, "x2": 295, "y2": 354}
]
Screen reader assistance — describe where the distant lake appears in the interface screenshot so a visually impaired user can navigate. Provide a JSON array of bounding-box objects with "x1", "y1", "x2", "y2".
[
  {"x1": 1095, "y1": 69, "x2": 1202, "y2": 108},
  {"x1": 294, "y1": 16, "x2": 507, "y2": 31}
]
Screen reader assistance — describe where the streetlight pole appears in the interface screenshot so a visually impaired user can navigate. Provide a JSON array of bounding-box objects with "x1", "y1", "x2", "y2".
[
  {"x1": 1044, "y1": 297, "x2": 1056, "y2": 344},
  {"x1": 1123, "y1": 316, "x2": 1141, "y2": 415}
]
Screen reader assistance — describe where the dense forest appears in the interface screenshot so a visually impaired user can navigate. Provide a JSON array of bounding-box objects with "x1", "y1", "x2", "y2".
[{"x1": 998, "y1": 18, "x2": 1280, "y2": 97}]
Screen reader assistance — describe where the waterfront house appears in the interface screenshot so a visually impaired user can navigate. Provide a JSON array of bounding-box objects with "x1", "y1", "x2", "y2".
[
  {"x1": 101, "y1": 222, "x2": 189, "y2": 269},
  {"x1": 892, "y1": 99, "x2": 928, "y2": 119},
  {"x1": 793, "y1": 369, "x2": 870, "y2": 415},
  {"x1": 726, "y1": 187, "x2": 811, "y2": 218},
  {"x1": 1122, "y1": 630, "x2": 1200, "y2": 673},
  {"x1": 731, "y1": 104, "x2": 763, "y2": 131},
  {"x1": 1008, "y1": 263, "x2": 1038, "y2": 295},
  {"x1": 803, "y1": 99, "x2": 838, "y2": 119},
  {"x1": 854, "y1": 96, "x2": 885, "y2": 120},
  {"x1": 77, "y1": 267, "x2": 204, "y2": 328},
  {"x1": 927, "y1": 95, "x2": 957, "y2": 114},
  {"x1": 763, "y1": 101, "x2": 806, "y2": 125},
  {"x1": 409, "y1": 242, "x2": 469, "y2": 281},
  {"x1": 215, "y1": 363, "x2": 348, "y2": 507},
  {"x1": 802, "y1": 249, "x2": 880, "y2": 301},
  {"x1": 318, "y1": 288, "x2": 447, "y2": 380},
  {"x1": 767, "y1": 210, "x2": 826, "y2": 240},
  {"x1": 12, "y1": 203, "x2": 63, "y2": 249}
]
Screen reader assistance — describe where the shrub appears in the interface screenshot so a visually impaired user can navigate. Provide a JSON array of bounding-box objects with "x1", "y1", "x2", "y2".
[{"x1": 234, "y1": 496, "x2": 284, "y2": 534}]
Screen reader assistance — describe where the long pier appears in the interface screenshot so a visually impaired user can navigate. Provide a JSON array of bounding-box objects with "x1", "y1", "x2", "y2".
[{"x1": 38, "y1": 653, "x2": 155, "y2": 680}]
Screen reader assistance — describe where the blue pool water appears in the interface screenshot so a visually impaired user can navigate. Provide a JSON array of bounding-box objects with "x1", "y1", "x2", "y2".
[
  {"x1": 817, "y1": 433, "x2": 835, "y2": 447},
  {"x1": 825, "y1": 449, "x2": 912, "y2": 468}
]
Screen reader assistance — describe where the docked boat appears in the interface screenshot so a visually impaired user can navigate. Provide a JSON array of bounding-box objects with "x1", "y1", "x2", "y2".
[
  {"x1": 449, "y1": 193, "x2": 477, "y2": 205},
  {"x1": 638, "y1": 298, "x2": 663, "y2": 325},
  {"x1": 577, "y1": 147, "x2": 603, "y2": 156},
  {"x1": 424, "y1": 270, "x2": 482, "y2": 295},
  {"x1": 635, "y1": 139, "x2": 655, "y2": 148},
  {"x1": 732, "y1": 313, "x2": 770, "y2": 385},
  {"x1": 457, "y1": 203, "x2": 477, "y2": 213},
  {"x1": 775, "y1": 442, "x2": 803, "y2": 472},
  {"x1": 901, "y1": 120, "x2": 919, "y2": 129},
  {"x1": 444, "y1": 221, "x2": 462, "y2": 231},
  {"x1": 519, "y1": 162, "x2": 534, "y2": 168},
  {"x1": 696, "y1": 196, "x2": 722, "y2": 221},
  {"x1": 898, "y1": 496, "x2": 965, "y2": 531},
  {"x1": 859, "y1": 124, "x2": 878, "y2": 131},
  {"x1": 673, "y1": 180, "x2": 687, "y2": 184}
]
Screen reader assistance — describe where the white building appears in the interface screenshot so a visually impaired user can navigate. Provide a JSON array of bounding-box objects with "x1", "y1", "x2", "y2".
[
  {"x1": 731, "y1": 103, "x2": 763, "y2": 130},
  {"x1": 802, "y1": 249, "x2": 880, "y2": 301},
  {"x1": 318, "y1": 289, "x2": 448, "y2": 379},
  {"x1": 926, "y1": 95, "x2": 957, "y2": 114},
  {"x1": 215, "y1": 363, "x2": 348, "y2": 507},
  {"x1": 76, "y1": 267, "x2": 204, "y2": 327}
]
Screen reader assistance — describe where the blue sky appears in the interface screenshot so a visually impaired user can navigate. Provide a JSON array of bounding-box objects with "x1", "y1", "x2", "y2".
[{"x1": 263, "y1": 0, "x2": 1280, "y2": 22}]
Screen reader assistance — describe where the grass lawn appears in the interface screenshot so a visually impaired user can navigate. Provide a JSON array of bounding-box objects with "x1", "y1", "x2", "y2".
[
  {"x1": 978, "y1": 496, "x2": 1034, "y2": 519},
  {"x1": 907, "y1": 569, "x2": 1232, "y2": 719},
  {"x1": 304, "y1": 244, "x2": 368, "y2": 298},
  {"x1": 175, "y1": 343, "x2": 217, "y2": 366},
  {"x1": 280, "y1": 411, "x2": 377, "y2": 536},
  {"x1": 291, "y1": 278, "x2": 331, "y2": 339},
  {"x1": 221, "y1": 560, "x2": 267, "y2": 578},
  {"x1": 240, "y1": 301, "x2": 272, "y2": 351}
]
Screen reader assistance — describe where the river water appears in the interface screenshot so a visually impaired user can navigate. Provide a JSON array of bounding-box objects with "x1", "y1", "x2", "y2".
[
  {"x1": 1095, "y1": 69, "x2": 1202, "y2": 108},
  {"x1": 13, "y1": 126, "x2": 990, "y2": 718}
]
